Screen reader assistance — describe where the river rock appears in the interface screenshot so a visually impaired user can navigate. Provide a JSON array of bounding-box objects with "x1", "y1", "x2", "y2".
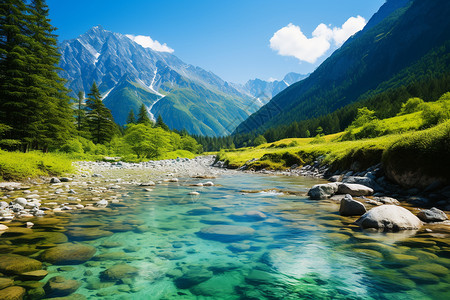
[
  {"x1": 187, "y1": 207, "x2": 212, "y2": 215},
  {"x1": 139, "y1": 181, "x2": 155, "y2": 186},
  {"x1": 229, "y1": 210, "x2": 267, "y2": 221},
  {"x1": 337, "y1": 183, "x2": 373, "y2": 196},
  {"x1": 339, "y1": 194, "x2": 367, "y2": 216},
  {"x1": 40, "y1": 243, "x2": 96, "y2": 264},
  {"x1": 308, "y1": 183, "x2": 339, "y2": 200},
  {"x1": 12, "y1": 197, "x2": 27, "y2": 207},
  {"x1": 66, "y1": 228, "x2": 113, "y2": 240},
  {"x1": 355, "y1": 205, "x2": 422, "y2": 231},
  {"x1": 0, "y1": 224, "x2": 8, "y2": 231},
  {"x1": 417, "y1": 207, "x2": 448, "y2": 222},
  {"x1": 100, "y1": 264, "x2": 139, "y2": 281},
  {"x1": 374, "y1": 196, "x2": 400, "y2": 205},
  {"x1": 19, "y1": 269, "x2": 48, "y2": 280},
  {"x1": 0, "y1": 286, "x2": 26, "y2": 299},
  {"x1": 203, "y1": 181, "x2": 214, "y2": 186},
  {"x1": 198, "y1": 225, "x2": 255, "y2": 242},
  {"x1": 50, "y1": 177, "x2": 61, "y2": 183},
  {"x1": 174, "y1": 266, "x2": 213, "y2": 289},
  {"x1": 95, "y1": 199, "x2": 108, "y2": 208},
  {"x1": 44, "y1": 276, "x2": 81, "y2": 297},
  {"x1": 0, "y1": 277, "x2": 14, "y2": 289},
  {"x1": 0, "y1": 254, "x2": 42, "y2": 275}
]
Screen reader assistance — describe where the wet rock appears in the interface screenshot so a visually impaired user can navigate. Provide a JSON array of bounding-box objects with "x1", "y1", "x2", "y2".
[
  {"x1": 40, "y1": 243, "x2": 96, "y2": 265},
  {"x1": 44, "y1": 276, "x2": 81, "y2": 297},
  {"x1": 198, "y1": 225, "x2": 255, "y2": 242},
  {"x1": 229, "y1": 210, "x2": 267, "y2": 221},
  {"x1": 245, "y1": 269, "x2": 277, "y2": 284},
  {"x1": 417, "y1": 207, "x2": 448, "y2": 222},
  {"x1": 0, "y1": 277, "x2": 14, "y2": 290},
  {"x1": 27, "y1": 287, "x2": 46, "y2": 299},
  {"x1": 203, "y1": 181, "x2": 214, "y2": 186},
  {"x1": 339, "y1": 194, "x2": 367, "y2": 216},
  {"x1": 187, "y1": 207, "x2": 212, "y2": 215},
  {"x1": 174, "y1": 266, "x2": 213, "y2": 289},
  {"x1": 308, "y1": 183, "x2": 339, "y2": 200},
  {"x1": 19, "y1": 269, "x2": 48, "y2": 281},
  {"x1": 66, "y1": 228, "x2": 113, "y2": 240},
  {"x1": 0, "y1": 254, "x2": 42, "y2": 275},
  {"x1": 100, "y1": 241, "x2": 123, "y2": 248},
  {"x1": 355, "y1": 205, "x2": 422, "y2": 231},
  {"x1": 0, "y1": 286, "x2": 26, "y2": 299},
  {"x1": 100, "y1": 264, "x2": 139, "y2": 281},
  {"x1": 93, "y1": 251, "x2": 130, "y2": 261},
  {"x1": 95, "y1": 199, "x2": 108, "y2": 208},
  {"x1": 50, "y1": 177, "x2": 61, "y2": 183},
  {"x1": 188, "y1": 191, "x2": 200, "y2": 196},
  {"x1": 0, "y1": 224, "x2": 8, "y2": 231},
  {"x1": 337, "y1": 183, "x2": 373, "y2": 197},
  {"x1": 228, "y1": 242, "x2": 251, "y2": 252},
  {"x1": 139, "y1": 181, "x2": 155, "y2": 186},
  {"x1": 374, "y1": 196, "x2": 400, "y2": 205},
  {"x1": 191, "y1": 275, "x2": 239, "y2": 296}
]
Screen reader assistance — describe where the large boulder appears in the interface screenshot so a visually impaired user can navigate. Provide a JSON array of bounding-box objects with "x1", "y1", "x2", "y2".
[
  {"x1": 0, "y1": 254, "x2": 42, "y2": 275},
  {"x1": 174, "y1": 266, "x2": 213, "y2": 289},
  {"x1": 339, "y1": 194, "x2": 367, "y2": 216},
  {"x1": 307, "y1": 183, "x2": 339, "y2": 200},
  {"x1": 355, "y1": 205, "x2": 422, "y2": 231},
  {"x1": 40, "y1": 243, "x2": 96, "y2": 265},
  {"x1": 338, "y1": 183, "x2": 373, "y2": 197},
  {"x1": 417, "y1": 207, "x2": 448, "y2": 222},
  {"x1": 44, "y1": 276, "x2": 80, "y2": 297},
  {"x1": 343, "y1": 176, "x2": 381, "y2": 191},
  {"x1": 197, "y1": 225, "x2": 255, "y2": 242}
]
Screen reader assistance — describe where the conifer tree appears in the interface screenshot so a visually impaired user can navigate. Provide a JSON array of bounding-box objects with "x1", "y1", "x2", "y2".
[
  {"x1": 137, "y1": 104, "x2": 151, "y2": 125},
  {"x1": 126, "y1": 109, "x2": 136, "y2": 125},
  {"x1": 28, "y1": 0, "x2": 74, "y2": 150},
  {"x1": 76, "y1": 91, "x2": 85, "y2": 132},
  {"x1": 0, "y1": 0, "x2": 36, "y2": 150},
  {"x1": 156, "y1": 115, "x2": 169, "y2": 131},
  {"x1": 85, "y1": 82, "x2": 116, "y2": 144}
]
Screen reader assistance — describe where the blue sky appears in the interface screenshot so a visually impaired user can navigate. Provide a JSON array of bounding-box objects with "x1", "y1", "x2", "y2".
[{"x1": 47, "y1": 0, "x2": 385, "y2": 83}]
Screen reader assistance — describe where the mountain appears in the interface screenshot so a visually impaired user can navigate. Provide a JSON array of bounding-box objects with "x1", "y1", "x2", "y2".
[
  {"x1": 243, "y1": 73, "x2": 308, "y2": 103},
  {"x1": 234, "y1": 0, "x2": 450, "y2": 134},
  {"x1": 58, "y1": 26, "x2": 261, "y2": 136}
]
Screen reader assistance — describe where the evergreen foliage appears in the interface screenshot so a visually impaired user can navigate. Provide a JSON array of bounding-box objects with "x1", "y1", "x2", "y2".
[
  {"x1": 85, "y1": 82, "x2": 116, "y2": 144},
  {"x1": 136, "y1": 104, "x2": 151, "y2": 125},
  {"x1": 0, "y1": 0, "x2": 74, "y2": 151},
  {"x1": 126, "y1": 109, "x2": 136, "y2": 125},
  {"x1": 156, "y1": 115, "x2": 169, "y2": 131}
]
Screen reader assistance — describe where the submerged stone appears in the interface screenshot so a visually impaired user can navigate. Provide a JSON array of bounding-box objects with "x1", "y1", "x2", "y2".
[
  {"x1": 0, "y1": 277, "x2": 14, "y2": 290},
  {"x1": 197, "y1": 225, "x2": 255, "y2": 242},
  {"x1": 100, "y1": 264, "x2": 139, "y2": 281},
  {"x1": 44, "y1": 276, "x2": 81, "y2": 297},
  {"x1": 40, "y1": 243, "x2": 96, "y2": 265},
  {"x1": 229, "y1": 210, "x2": 267, "y2": 222},
  {"x1": 0, "y1": 286, "x2": 26, "y2": 299},
  {"x1": 174, "y1": 267, "x2": 213, "y2": 289},
  {"x1": 0, "y1": 254, "x2": 42, "y2": 275}
]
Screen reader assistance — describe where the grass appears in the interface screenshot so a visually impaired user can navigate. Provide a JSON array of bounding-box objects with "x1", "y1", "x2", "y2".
[
  {"x1": 217, "y1": 117, "x2": 450, "y2": 184},
  {"x1": 0, "y1": 150, "x2": 74, "y2": 181}
]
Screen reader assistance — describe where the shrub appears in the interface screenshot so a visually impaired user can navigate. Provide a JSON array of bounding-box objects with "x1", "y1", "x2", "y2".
[{"x1": 398, "y1": 97, "x2": 425, "y2": 115}]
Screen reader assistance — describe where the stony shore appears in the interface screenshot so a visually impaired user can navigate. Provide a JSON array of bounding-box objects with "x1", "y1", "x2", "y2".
[{"x1": 0, "y1": 155, "x2": 233, "y2": 223}]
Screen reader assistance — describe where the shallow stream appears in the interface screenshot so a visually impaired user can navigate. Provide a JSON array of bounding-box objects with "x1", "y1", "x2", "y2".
[{"x1": 2, "y1": 173, "x2": 450, "y2": 299}]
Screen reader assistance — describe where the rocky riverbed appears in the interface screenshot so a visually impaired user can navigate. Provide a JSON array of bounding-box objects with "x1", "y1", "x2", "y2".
[{"x1": 0, "y1": 155, "x2": 449, "y2": 299}]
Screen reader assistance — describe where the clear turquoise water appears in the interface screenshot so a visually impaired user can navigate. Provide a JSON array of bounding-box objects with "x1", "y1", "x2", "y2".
[{"x1": 6, "y1": 174, "x2": 450, "y2": 299}]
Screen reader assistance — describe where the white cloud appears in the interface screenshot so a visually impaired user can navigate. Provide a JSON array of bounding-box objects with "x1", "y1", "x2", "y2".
[
  {"x1": 125, "y1": 34, "x2": 174, "y2": 53},
  {"x1": 270, "y1": 16, "x2": 366, "y2": 63}
]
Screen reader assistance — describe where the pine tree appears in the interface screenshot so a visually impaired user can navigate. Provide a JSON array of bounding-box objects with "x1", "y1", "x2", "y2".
[
  {"x1": 156, "y1": 115, "x2": 169, "y2": 131},
  {"x1": 137, "y1": 104, "x2": 151, "y2": 125},
  {"x1": 28, "y1": 0, "x2": 74, "y2": 150},
  {"x1": 85, "y1": 82, "x2": 116, "y2": 144},
  {"x1": 0, "y1": 0, "x2": 37, "y2": 150},
  {"x1": 75, "y1": 91, "x2": 85, "y2": 132},
  {"x1": 126, "y1": 109, "x2": 136, "y2": 125}
]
